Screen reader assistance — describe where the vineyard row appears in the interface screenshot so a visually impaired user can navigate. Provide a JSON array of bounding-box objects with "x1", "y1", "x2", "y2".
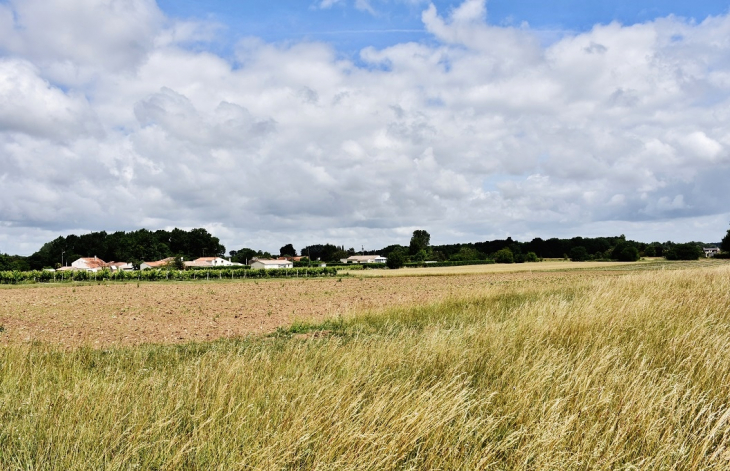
[{"x1": 0, "y1": 267, "x2": 339, "y2": 284}]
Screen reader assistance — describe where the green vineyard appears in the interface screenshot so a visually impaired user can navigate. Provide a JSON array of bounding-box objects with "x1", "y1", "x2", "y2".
[{"x1": 0, "y1": 267, "x2": 338, "y2": 284}]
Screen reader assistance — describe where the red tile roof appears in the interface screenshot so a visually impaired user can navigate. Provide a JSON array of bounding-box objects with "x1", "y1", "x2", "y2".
[
  {"x1": 75, "y1": 257, "x2": 107, "y2": 269},
  {"x1": 143, "y1": 257, "x2": 176, "y2": 268}
]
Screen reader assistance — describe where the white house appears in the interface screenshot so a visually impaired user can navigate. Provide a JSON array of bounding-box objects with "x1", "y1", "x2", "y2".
[
  {"x1": 71, "y1": 256, "x2": 107, "y2": 272},
  {"x1": 250, "y1": 259, "x2": 293, "y2": 269},
  {"x1": 184, "y1": 257, "x2": 243, "y2": 268},
  {"x1": 703, "y1": 247, "x2": 720, "y2": 258},
  {"x1": 107, "y1": 262, "x2": 134, "y2": 271},
  {"x1": 340, "y1": 255, "x2": 387, "y2": 264}
]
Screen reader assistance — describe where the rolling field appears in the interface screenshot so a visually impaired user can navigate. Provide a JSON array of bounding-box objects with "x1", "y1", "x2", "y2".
[{"x1": 1, "y1": 260, "x2": 730, "y2": 469}]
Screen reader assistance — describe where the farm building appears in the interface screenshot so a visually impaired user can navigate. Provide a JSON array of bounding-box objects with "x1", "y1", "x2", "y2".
[
  {"x1": 106, "y1": 262, "x2": 134, "y2": 271},
  {"x1": 703, "y1": 247, "x2": 720, "y2": 258},
  {"x1": 340, "y1": 255, "x2": 387, "y2": 264},
  {"x1": 141, "y1": 257, "x2": 177, "y2": 270},
  {"x1": 184, "y1": 257, "x2": 243, "y2": 268},
  {"x1": 251, "y1": 259, "x2": 293, "y2": 269},
  {"x1": 71, "y1": 257, "x2": 107, "y2": 272}
]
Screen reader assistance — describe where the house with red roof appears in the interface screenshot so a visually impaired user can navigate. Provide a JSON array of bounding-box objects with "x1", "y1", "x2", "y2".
[{"x1": 70, "y1": 256, "x2": 107, "y2": 272}]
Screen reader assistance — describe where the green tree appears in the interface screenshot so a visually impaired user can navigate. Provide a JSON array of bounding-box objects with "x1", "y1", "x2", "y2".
[
  {"x1": 231, "y1": 248, "x2": 259, "y2": 264},
  {"x1": 569, "y1": 246, "x2": 589, "y2": 262},
  {"x1": 321, "y1": 245, "x2": 348, "y2": 262},
  {"x1": 611, "y1": 241, "x2": 640, "y2": 261},
  {"x1": 449, "y1": 246, "x2": 482, "y2": 262},
  {"x1": 412, "y1": 249, "x2": 430, "y2": 262},
  {"x1": 170, "y1": 256, "x2": 185, "y2": 270},
  {"x1": 493, "y1": 248, "x2": 514, "y2": 264},
  {"x1": 409, "y1": 230, "x2": 431, "y2": 255},
  {"x1": 722, "y1": 228, "x2": 730, "y2": 253},
  {"x1": 280, "y1": 244, "x2": 297, "y2": 257},
  {"x1": 386, "y1": 251, "x2": 405, "y2": 269},
  {"x1": 525, "y1": 252, "x2": 539, "y2": 262},
  {"x1": 665, "y1": 243, "x2": 703, "y2": 260}
]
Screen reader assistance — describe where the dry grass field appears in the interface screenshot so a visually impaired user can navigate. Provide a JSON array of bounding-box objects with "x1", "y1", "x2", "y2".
[
  {"x1": 350, "y1": 259, "x2": 652, "y2": 276},
  {"x1": 1, "y1": 260, "x2": 730, "y2": 469}
]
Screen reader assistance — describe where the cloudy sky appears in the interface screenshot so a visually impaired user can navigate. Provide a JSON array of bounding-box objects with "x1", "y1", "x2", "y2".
[{"x1": 1, "y1": 0, "x2": 730, "y2": 256}]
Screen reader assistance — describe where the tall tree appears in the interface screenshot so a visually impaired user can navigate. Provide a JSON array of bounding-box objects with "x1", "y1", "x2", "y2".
[
  {"x1": 409, "y1": 230, "x2": 431, "y2": 255},
  {"x1": 280, "y1": 244, "x2": 297, "y2": 257},
  {"x1": 25, "y1": 228, "x2": 225, "y2": 269}
]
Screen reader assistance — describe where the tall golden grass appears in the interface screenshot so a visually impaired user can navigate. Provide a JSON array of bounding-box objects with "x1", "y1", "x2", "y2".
[{"x1": 1, "y1": 265, "x2": 730, "y2": 469}]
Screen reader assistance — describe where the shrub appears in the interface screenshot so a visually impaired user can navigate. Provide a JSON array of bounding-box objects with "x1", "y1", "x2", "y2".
[
  {"x1": 493, "y1": 248, "x2": 514, "y2": 264},
  {"x1": 386, "y1": 252, "x2": 405, "y2": 269}
]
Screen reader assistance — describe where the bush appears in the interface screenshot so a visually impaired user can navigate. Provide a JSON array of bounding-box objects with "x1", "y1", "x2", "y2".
[
  {"x1": 493, "y1": 248, "x2": 514, "y2": 264},
  {"x1": 386, "y1": 252, "x2": 405, "y2": 269}
]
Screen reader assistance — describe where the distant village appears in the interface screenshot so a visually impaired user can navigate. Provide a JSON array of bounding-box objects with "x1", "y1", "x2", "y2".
[
  {"x1": 55, "y1": 254, "x2": 388, "y2": 273},
  {"x1": 2, "y1": 227, "x2": 727, "y2": 274}
]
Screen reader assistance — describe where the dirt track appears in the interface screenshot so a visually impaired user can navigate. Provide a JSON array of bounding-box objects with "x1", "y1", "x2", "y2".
[{"x1": 0, "y1": 270, "x2": 619, "y2": 348}]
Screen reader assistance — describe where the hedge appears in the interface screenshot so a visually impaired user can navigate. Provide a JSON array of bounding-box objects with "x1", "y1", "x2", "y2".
[{"x1": 0, "y1": 267, "x2": 338, "y2": 284}]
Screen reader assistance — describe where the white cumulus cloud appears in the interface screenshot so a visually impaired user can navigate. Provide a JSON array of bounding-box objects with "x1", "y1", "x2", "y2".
[{"x1": 1, "y1": 0, "x2": 730, "y2": 255}]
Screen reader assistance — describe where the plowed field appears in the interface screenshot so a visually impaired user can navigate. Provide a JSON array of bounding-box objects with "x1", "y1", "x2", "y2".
[{"x1": 0, "y1": 269, "x2": 620, "y2": 348}]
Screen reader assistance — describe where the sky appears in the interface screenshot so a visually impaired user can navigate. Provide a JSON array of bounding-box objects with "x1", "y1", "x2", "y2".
[{"x1": 1, "y1": 0, "x2": 730, "y2": 256}]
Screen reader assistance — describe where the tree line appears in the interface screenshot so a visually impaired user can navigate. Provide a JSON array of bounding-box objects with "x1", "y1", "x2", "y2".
[
  {"x1": 8, "y1": 228, "x2": 225, "y2": 271},
  {"x1": 372, "y1": 231, "x2": 721, "y2": 268},
  {"x1": 224, "y1": 230, "x2": 724, "y2": 270},
  {"x1": 2, "y1": 226, "x2": 728, "y2": 272}
]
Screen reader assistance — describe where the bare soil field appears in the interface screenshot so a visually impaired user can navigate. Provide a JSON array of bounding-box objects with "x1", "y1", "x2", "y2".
[
  {"x1": 0, "y1": 268, "x2": 624, "y2": 348},
  {"x1": 2, "y1": 260, "x2": 725, "y2": 348}
]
